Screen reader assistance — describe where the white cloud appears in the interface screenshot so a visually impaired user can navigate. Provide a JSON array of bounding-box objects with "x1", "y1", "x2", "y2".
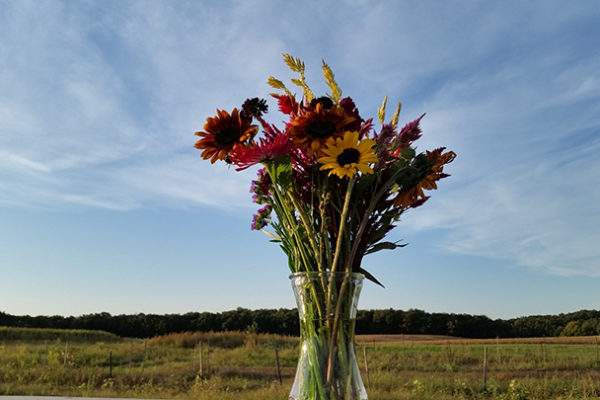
[
  {"x1": 0, "y1": 1, "x2": 287, "y2": 210},
  {"x1": 399, "y1": 26, "x2": 600, "y2": 277},
  {"x1": 115, "y1": 155, "x2": 257, "y2": 210},
  {"x1": 1, "y1": 0, "x2": 599, "y2": 279}
]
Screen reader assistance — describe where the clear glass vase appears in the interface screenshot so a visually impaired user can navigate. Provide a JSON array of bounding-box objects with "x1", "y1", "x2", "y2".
[{"x1": 289, "y1": 272, "x2": 368, "y2": 400}]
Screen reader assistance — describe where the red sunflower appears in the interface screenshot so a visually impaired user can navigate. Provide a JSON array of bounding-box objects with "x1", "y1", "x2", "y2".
[
  {"x1": 287, "y1": 102, "x2": 355, "y2": 154},
  {"x1": 194, "y1": 108, "x2": 258, "y2": 163}
]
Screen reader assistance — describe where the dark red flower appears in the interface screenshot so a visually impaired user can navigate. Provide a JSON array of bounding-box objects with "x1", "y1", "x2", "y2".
[
  {"x1": 241, "y1": 97, "x2": 268, "y2": 120},
  {"x1": 340, "y1": 97, "x2": 363, "y2": 132},
  {"x1": 309, "y1": 96, "x2": 334, "y2": 110}
]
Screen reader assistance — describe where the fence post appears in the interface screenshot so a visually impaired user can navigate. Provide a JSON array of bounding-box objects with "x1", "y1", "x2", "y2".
[
  {"x1": 483, "y1": 346, "x2": 488, "y2": 392},
  {"x1": 63, "y1": 339, "x2": 68, "y2": 366},
  {"x1": 206, "y1": 342, "x2": 210, "y2": 374},
  {"x1": 109, "y1": 351, "x2": 113, "y2": 378},
  {"x1": 142, "y1": 339, "x2": 147, "y2": 371},
  {"x1": 128, "y1": 343, "x2": 132, "y2": 373},
  {"x1": 199, "y1": 341, "x2": 203, "y2": 377},
  {"x1": 275, "y1": 347, "x2": 282, "y2": 385},
  {"x1": 363, "y1": 346, "x2": 370, "y2": 389}
]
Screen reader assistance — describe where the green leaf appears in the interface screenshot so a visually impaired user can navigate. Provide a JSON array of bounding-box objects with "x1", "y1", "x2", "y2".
[
  {"x1": 365, "y1": 241, "x2": 407, "y2": 255},
  {"x1": 356, "y1": 267, "x2": 385, "y2": 288},
  {"x1": 400, "y1": 147, "x2": 416, "y2": 160},
  {"x1": 355, "y1": 173, "x2": 376, "y2": 196},
  {"x1": 266, "y1": 156, "x2": 293, "y2": 190}
]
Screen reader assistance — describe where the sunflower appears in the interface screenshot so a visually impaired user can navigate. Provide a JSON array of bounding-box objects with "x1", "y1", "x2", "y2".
[
  {"x1": 194, "y1": 108, "x2": 258, "y2": 163},
  {"x1": 318, "y1": 131, "x2": 378, "y2": 179},
  {"x1": 288, "y1": 102, "x2": 355, "y2": 154}
]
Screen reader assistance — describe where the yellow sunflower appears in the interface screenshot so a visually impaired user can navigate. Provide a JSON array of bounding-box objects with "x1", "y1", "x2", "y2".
[
  {"x1": 288, "y1": 102, "x2": 356, "y2": 154},
  {"x1": 194, "y1": 108, "x2": 258, "y2": 163},
  {"x1": 318, "y1": 131, "x2": 378, "y2": 179}
]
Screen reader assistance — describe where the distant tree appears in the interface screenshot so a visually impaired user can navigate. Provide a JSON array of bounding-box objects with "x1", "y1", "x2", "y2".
[
  {"x1": 1, "y1": 308, "x2": 598, "y2": 339},
  {"x1": 356, "y1": 310, "x2": 374, "y2": 334},
  {"x1": 561, "y1": 321, "x2": 582, "y2": 336},
  {"x1": 274, "y1": 308, "x2": 298, "y2": 335},
  {"x1": 580, "y1": 319, "x2": 600, "y2": 335},
  {"x1": 402, "y1": 309, "x2": 427, "y2": 334},
  {"x1": 221, "y1": 308, "x2": 253, "y2": 331},
  {"x1": 427, "y1": 313, "x2": 451, "y2": 335},
  {"x1": 192, "y1": 312, "x2": 221, "y2": 332}
]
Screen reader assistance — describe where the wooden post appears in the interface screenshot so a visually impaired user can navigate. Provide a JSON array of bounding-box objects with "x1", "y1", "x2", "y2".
[
  {"x1": 128, "y1": 343, "x2": 132, "y2": 373},
  {"x1": 109, "y1": 351, "x2": 113, "y2": 378},
  {"x1": 44, "y1": 340, "x2": 48, "y2": 365},
  {"x1": 142, "y1": 339, "x2": 147, "y2": 371},
  {"x1": 63, "y1": 339, "x2": 68, "y2": 366},
  {"x1": 363, "y1": 346, "x2": 370, "y2": 389},
  {"x1": 198, "y1": 342, "x2": 203, "y2": 377},
  {"x1": 275, "y1": 347, "x2": 282, "y2": 385},
  {"x1": 206, "y1": 342, "x2": 210, "y2": 374},
  {"x1": 483, "y1": 346, "x2": 488, "y2": 392},
  {"x1": 596, "y1": 337, "x2": 599, "y2": 364}
]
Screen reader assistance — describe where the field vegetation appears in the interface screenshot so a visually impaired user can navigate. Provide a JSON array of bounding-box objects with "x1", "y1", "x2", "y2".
[{"x1": 1, "y1": 327, "x2": 600, "y2": 399}]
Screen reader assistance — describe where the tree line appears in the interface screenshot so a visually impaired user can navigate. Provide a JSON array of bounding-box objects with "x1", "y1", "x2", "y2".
[{"x1": 1, "y1": 308, "x2": 599, "y2": 339}]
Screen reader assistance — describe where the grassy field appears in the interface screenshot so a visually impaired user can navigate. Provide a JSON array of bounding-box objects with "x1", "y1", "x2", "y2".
[{"x1": 1, "y1": 327, "x2": 600, "y2": 399}]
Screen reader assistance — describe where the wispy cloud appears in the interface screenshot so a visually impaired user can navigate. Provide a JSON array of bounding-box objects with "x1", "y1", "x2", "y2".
[
  {"x1": 115, "y1": 155, "x2": 257, "y2": 210},
  {"x1": 397, "y1": 9, "x2": 600, "y2": 277},
  {"x1": 1, "y1": 0, "x2": 599, "y2": 280},
  {"x1": 0, "y1": 1, "x2": 283, "y2": 210}
]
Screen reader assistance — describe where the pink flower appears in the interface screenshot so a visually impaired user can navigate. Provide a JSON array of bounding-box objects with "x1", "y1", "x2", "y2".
[
  {"x1": 229, "y1": 133, "x2": 295, "y2": 171},
  {"x1": 251, "y1": 204, "x2": 272, "y2": 230},
  {"x1": 397, "y1": 113, "x2": 425, "y2": 147}
]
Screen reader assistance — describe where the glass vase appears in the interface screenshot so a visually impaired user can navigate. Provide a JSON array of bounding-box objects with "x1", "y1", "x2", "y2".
[{"x1": 289, "y1": 272, "x2": 368, "y2": 400}]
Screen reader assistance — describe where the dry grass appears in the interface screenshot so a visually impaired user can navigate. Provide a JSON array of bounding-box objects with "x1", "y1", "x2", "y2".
[{"x1": 2, "y1": 330, "x2": 600, "y2": 399}]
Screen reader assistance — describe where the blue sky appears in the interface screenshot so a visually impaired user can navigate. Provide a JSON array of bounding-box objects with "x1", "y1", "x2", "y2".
[{"x1": 1, "y1": 0, "x2": 599, "y2": 320}]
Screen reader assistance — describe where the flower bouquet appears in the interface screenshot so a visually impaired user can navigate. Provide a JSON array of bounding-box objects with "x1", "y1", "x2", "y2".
[{"x1": 194, "y1": 54, "x2": 455, "y2": 400}]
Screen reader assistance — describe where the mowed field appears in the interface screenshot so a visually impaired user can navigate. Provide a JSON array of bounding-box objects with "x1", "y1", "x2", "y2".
[{"x1": 1, "y1": 328, "x2": 600, "y2": 399}]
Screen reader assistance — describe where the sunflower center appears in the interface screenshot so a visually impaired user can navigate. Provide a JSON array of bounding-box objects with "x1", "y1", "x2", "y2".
[
  {"x1": 305, "y1": 121, "x2": 336, "y2": 139},
  {"x1": 215, "y1": 127, "x2": 241, "y2": 146},
  {"x1": 337, "y1": 148, "x2": 360, "y2": 166}
]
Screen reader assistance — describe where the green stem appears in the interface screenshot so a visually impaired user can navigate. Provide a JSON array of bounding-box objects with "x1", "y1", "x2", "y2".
[
  {"x1": 326, "y1": 270, "x2": 352, "y2": 388},
  {"x1": 326, "y1": 178, "x2": 355, "y2": 321},
  {"x1": 288, "y1": 192, "x2": 322, "y2": 271},
  {"x1": 319, "y1": 192, "x2": 332, "y2": 296},
  {"x1": 271, "y1": 184, "x2": 312, "y2": 273},
  {"x1": 347, "y1": 165, "x2": 410, "y2": 274}
]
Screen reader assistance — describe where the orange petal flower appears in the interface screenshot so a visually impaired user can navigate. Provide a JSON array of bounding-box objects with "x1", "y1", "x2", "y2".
[
  {"x1": 394, "y1": 148, "x2": 456, "y2": 208},
  {"x1": 194, "y1": 109, "x2": 258, "y2": 163},
  {"x1": 287, "y1": 103, "x2": 355, "y2": 154}
]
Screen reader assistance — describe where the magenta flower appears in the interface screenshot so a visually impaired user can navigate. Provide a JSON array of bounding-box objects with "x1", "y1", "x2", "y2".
[{"x1": 230, "y1": 133, "x2": 295, "y2": 171}]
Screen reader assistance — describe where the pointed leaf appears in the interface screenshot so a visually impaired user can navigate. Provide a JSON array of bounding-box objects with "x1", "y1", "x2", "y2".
[
  {"x1": 365, "y1": 241, "x2": 407, "y2": 255},
  {"x1": 356, "y1": 267, "x2": 385, "y2": 288}
]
